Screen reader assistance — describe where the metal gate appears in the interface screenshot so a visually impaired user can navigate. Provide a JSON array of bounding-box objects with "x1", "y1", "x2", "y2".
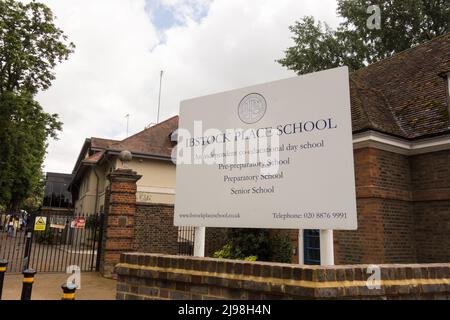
[{"x1": 0, "y1": 212, "x2": 104, "y2": 273}]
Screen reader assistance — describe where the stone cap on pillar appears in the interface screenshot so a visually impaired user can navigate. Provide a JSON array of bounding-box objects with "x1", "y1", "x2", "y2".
[{"x1": 107, "y1": 168, "x2": 142, "y2": 183}]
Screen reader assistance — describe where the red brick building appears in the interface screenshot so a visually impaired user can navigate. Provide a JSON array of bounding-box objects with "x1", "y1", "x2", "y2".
[
  {"x1": 103, "y1": 33, "x2": 450, "y2": 271},
  {"x1": 206, "y1": 33, "x2": 450, "y2": 265},
  {"x1": 333, "y1": 33, "x2": 450, "y2": 264}
]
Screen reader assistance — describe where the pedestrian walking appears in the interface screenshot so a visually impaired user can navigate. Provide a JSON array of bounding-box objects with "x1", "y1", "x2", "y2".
[
  {"x1": 22, "y1": 210, "x2": 28, "y2": 229},
  {"x1": 7, "y1": 215, "x2": 15, "y2": 237}
]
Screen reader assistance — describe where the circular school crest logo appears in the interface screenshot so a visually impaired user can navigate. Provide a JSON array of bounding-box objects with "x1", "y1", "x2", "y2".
[{"x1": 238, "y1": 93, "x2": 267, "y2": 124}]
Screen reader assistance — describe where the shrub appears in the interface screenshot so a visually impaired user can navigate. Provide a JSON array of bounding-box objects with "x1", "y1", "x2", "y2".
[
  {"x1": 213, "y1": 243, "x2": 259, "y2": 261},
  {"x1": 269, "y1": 231, "x2": 293, "y2": 263},
  {"x1": 213, "y1": 229, "x2": 293, "y2": 263},
  {"x1": 85, "y1": 215, "x2": 99, "y2": 229},
  {"x1": 34, "y1": 229, "x2": 54, "y2": 245}
]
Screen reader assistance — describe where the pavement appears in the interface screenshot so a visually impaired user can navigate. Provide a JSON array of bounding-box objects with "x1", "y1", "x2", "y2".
[{"x1": 1, "y1": 272, "x2": 116, "y2": 300}]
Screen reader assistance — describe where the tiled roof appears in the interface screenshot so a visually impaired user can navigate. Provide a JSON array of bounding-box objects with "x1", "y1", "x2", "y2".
[
  {"x1": 72, "y1": 117, "x2": 178, "y2": 177},
  {"x1": 349, "y1": 32, "x2": 450, "y2": 139},
  {"x1": 90, "y1": 137, "x2": 119, "y2": 149},
  {"x1": 107, "y1": 116, "x2": 178, "y2": 157},
  {"x1": 82, "y1": 150, "x2": 105, "y2": 164}
]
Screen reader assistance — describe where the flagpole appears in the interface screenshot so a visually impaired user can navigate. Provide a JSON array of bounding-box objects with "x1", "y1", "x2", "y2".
[
  {"x1": 125, "y1": 114, "x2": 130, "y2": 137},
  {"x1": 157, "y1": 70, "x2": 163, "y2": 123}
]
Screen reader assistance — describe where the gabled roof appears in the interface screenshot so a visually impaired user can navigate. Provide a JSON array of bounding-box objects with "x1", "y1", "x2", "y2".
[
  {"x1": 82, "y1": 150, "x2": 105, "y2": 164},
  {"x1": 90, "y1": 137, "x2": 118, "y2": 149},
  {"x1": 349, "y1": 32, "x2": 450, "y2": 139},
  {"x1": 107, "y1": 116, "x2": 178, "y2": 157},
  {"x1": 72, "y1": 116, "x2": 178, "y2": 177}
]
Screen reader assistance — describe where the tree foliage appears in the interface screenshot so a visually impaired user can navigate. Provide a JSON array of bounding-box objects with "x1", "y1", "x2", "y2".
[
  {"x1": 278, "y1": 0, "x2": 450, "y2": 74},
  {"x1": 0, "y1": 92, "x2": 62, "y2": 209},
  {"x1": 22, "y1": 171, "x2": 45, "y2": 212},
  {"x1": 0, "y1": 0, "x2": 74, "y2": 94},
  {"x1": 0, "y1": 0, "x2": 72, "y2": 210}
]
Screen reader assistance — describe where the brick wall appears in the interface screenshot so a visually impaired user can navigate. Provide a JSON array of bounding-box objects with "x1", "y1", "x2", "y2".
[
  {"x1": 413, "y1": 201, "x2": 450, "y2": 262},
  {"x1": 334, "y1": 148, "x2": 415, "y2": 264},
  {"x1": 334, "y1": 147, "x2": 450, "y2": 264},
  {"x1": 410, "y1": 150, "x2": 450, "y2": 263},
  {"x1": 133, "y1": 205, "x2": 228, "y2": 258},
  {"x1": 134, "y1": 203, "x2": 178, "y2": 255},
  {"x1": 115, "y1": 253, "x2": 450, "y2": 300},
  {"x1": 410, "y1": 150, "x2": 450, "y2": 192}
]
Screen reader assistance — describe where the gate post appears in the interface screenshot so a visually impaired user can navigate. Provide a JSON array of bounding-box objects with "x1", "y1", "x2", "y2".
[
  {"x1": 99, "y1": 168, "x2": 141, "y2": 278},
  {"x1": 0, "y1": 259, "x2": 8, "y2": 299},
  {"x1": 22, "y1": 224, "x2": 34, "y2": 271},
  {"x1": 94, "y1": 213, "x2": 105, "y2": 272}
]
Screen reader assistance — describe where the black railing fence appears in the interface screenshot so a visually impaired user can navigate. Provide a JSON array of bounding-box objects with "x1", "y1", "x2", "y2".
[
  {"x1": 0, "y1": 212, "x2": 103, "y2": 273},
  {"x1": 178, "y1": 226, "x2": 195, "y2": 256},
  {"x1": 1, "y1": 210, "x2": 198, "y2": 273}
]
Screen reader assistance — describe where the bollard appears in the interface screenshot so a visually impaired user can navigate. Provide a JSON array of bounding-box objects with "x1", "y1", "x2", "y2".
[
  {"x1": 20, "y1": 269, "x2": 36, "y2": 300},
  {"x1": 0, "y1": 259, "x2": 8, "y2": 300},
  {"x1": 61, "y1": 283, "x2": 77, "y2": 300}
]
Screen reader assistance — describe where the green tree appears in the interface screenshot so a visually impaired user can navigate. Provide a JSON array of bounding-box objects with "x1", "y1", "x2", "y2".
[
  {"x1": 22, "y1": 172, "x2": 45, "y2": 212},
  {"x1": 0, "y1": 0, "x2": 74, "y2": 93},
  {"x1": 0, "y1": 92, "x2": 61, "y2": 210},
  {"x1": 0, "y1": 0, "x2": 72, "y2": 210},
  {"x1": 278, "y1": 0, "x2": 450, "y2": 74}
]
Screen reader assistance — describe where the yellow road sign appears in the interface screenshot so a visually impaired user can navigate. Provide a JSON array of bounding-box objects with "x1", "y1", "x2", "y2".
[{"x1": 34, "y1": 216, "x2": 47, "y2": 231}]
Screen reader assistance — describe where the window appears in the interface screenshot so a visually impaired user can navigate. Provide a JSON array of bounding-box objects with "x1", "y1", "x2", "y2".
[
  {"x1": 304, "y1": 230, "x2": 320, "y2": 265},
  {"x1": 42, "y1": 173, "x2": 73, "y2": 208}
]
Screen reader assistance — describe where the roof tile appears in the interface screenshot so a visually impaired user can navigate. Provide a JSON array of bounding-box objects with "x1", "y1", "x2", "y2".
[{"x1": 350, "y1": 32, "x2": 450, "y2": 139}]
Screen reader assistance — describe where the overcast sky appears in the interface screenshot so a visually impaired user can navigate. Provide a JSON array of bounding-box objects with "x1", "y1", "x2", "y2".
[{"x1": 35, "y1": 0, "x2": 340, "y2": 173}]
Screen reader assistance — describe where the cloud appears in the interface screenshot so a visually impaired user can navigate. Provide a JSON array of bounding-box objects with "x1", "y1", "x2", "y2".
[
  {"x1": 146, "y1": 0, "x2": 212, "y2": 31},
  {"x1": 35, "y1": 0, "x2": 339, "y2": 173}
]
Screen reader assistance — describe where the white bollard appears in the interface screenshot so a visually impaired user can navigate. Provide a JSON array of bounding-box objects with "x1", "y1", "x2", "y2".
[
  {"x1": 194, "y1": 226, "x2": 206, "y2": 257},
  {"x1": 320, "y1": 229, "x2": 334, "y2": 266}
]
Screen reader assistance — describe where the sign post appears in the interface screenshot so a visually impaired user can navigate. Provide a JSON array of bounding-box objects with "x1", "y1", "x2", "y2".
[
  {"x1": 175, "y1": 67, "x2": 357, "y2": 264},
  {"x1": 194, "y1": 227, "x2": 206, "y2": 257},
  {"x1": 298, "y1": 229, "x2": 304, "y2": 265},
  {"x1": 320, "y1": 229, "x2": 334, "y2": 265}
]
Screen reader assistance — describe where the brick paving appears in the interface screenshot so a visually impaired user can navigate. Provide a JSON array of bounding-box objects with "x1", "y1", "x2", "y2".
[{"x1": 2, "y1": 272, "x2": 116, "y2": 300}]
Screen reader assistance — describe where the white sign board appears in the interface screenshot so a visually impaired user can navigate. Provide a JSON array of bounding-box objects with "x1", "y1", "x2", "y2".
[{"x1": 174, "y1": 67, "x2": 357, "y2": 230}]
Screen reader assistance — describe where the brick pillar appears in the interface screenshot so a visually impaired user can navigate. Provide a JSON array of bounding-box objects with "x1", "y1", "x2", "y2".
[{"x1": 100, "y1": 168, "x2": 142, "y2": 278}]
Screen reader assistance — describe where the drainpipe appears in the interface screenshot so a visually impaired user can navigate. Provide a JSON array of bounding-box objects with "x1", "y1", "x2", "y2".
[
  {"x1": 93, "y1": 168, "x2": 100, "y2": 214},
  {"x1": 101, "y1": 151, "x2": 116, "y2": 213}
]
